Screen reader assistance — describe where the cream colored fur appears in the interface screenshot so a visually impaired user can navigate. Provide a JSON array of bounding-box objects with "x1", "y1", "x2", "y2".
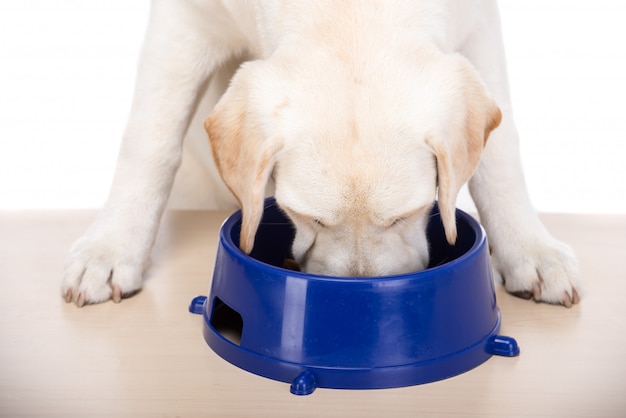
[{"x1": 62, "y1": 0, "x2": 581, "y2": 307}]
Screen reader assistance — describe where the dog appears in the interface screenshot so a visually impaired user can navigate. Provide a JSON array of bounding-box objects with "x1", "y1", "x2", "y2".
[{"x1": 62, "y1": 0, "x2": 581, "y2": 307}]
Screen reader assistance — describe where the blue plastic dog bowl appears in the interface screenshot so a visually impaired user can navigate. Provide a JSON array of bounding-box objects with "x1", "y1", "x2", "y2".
[{"x1": 190, "y1": 198, "x2": 519, "y2": 395}]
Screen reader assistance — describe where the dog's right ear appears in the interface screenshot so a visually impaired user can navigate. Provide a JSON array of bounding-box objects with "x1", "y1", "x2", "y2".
[{"x1": 205, "y1": 62, "x2": 284, "y2": 254}]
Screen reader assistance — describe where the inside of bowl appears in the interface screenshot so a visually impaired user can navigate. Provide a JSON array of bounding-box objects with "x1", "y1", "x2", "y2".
[{"x1": 230, "y1": 201, "x2": 477, "y2": 274}]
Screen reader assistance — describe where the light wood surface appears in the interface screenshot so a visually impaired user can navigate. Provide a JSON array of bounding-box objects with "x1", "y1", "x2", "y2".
[{"x1": 1, "y1": 210, "x2": 625, "y2": 417}]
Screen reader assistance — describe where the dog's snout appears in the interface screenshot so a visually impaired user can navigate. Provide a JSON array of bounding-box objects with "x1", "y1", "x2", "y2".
[
  {"x1": 346, "y1": 239, "x2": 375, "y2": 276},
  {"x1": 347, "y1": 260, "x2": 374, "y2": 277}
]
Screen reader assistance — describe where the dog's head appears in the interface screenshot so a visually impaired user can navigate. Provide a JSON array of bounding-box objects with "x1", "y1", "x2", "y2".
[{"x1": 205, "y1": 51, "x2": 501, "y2": 276}]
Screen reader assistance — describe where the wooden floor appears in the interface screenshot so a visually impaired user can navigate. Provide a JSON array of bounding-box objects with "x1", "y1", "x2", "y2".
[{"x1": 1, "y1": 210, "x2": 625, "y2": 417}]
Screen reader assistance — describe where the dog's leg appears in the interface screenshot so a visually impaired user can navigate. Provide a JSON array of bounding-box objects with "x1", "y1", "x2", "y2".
[
  {"x1": 62, "y1": 2, "x2": 239, "y2": 306},
  {"x1": 461, "y1": 3, "x2": 582, "y2": 306}
]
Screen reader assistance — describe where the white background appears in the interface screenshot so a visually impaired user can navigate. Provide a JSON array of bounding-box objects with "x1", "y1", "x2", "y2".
[{"x1": 0, "y1": 0, "x2": 625, "y2": 213}]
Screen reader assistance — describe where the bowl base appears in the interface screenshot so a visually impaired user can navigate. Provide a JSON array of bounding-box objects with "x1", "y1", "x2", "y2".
[{"x1": 190, "y1": 296, "x2": 519, "y2": 395}]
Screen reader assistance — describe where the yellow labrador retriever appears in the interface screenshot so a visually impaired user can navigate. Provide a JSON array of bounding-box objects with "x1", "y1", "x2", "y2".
[{"x1": 62, "y1": 0, "x2": 581, "y2": 307}]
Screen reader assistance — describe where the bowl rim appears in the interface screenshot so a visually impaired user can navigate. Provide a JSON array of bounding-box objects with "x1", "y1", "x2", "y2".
[{"x1": 218, "y1": 199, "x2": 487, "y2": 283}]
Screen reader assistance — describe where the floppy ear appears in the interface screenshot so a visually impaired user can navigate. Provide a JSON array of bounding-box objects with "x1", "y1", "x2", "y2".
[
  {"x1": 204, "y1": 63, "x2": 284, "y2": 254},
  {"x1": 425, "y1": 55, "x2": 502, "y2": 245}
]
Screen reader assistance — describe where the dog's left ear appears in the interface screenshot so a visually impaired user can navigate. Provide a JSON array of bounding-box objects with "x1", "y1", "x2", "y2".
[
  {"x1": 425, "y1": 54, "x2": 502, "y2": 245},
  {"x1": 205, "y1": 62, "x2": 284, "y2": 254}
]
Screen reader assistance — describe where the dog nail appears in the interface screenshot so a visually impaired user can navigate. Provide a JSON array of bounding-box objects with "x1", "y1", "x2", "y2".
[
  {"x1": 562, "y1": 293, "x2": 573, "y2": 308},
  {"x1": 76, "y1": 293, "x2": 86, "y2": 308},
  {"x1": 112, "y1": 285, "x2": 122, "y2": 303},
  {"x1": 64, "y1": 289, "x2": 73, "y2": 303}
]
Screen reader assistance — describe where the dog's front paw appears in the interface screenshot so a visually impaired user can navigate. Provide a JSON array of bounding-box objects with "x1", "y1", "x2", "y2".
[
  {"x1": 492, "y1": 236, "x2": 582, "y2": 307},
  {"x1": 61, "y1": 228, "x2": 148, "y2": 307}
]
